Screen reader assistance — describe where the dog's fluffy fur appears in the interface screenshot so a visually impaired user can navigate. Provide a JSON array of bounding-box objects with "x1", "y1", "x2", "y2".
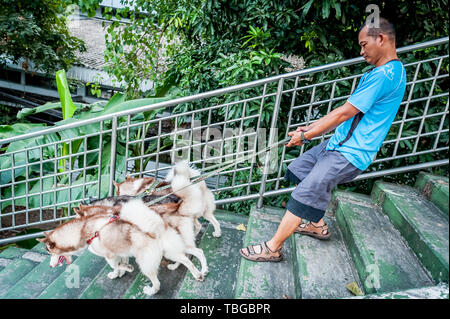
[
  {"x1": 165, "y1": 161, "x2": 221, "y2": 238},
  {"x1": 113, "y1": 176, "x2": 172, "y2": 197},
  {"x1": 39, "y1": 200, "x2": 207, "y2": 296},
  {"x1": 75, "y1": 198, "x2": 208, "y2": 274},
  {"x1": 111, "y1": 162, "x2": 220, "y2": 271},
  {"x1": 38, "y1": 162, "x2": 219, "y2": 296}
]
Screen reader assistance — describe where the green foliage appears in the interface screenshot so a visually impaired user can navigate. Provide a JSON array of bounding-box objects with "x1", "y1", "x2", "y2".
[
  {"x1": 0, "y1": 71, "x2": 176, "y2": 213},
  {"x1": 76, "y1": 0, "x2": 448, "y2": 214},
  {"x1": 0, "y1": 0, "x2": 87, "y2": 73},
  {"x1": 3, "y1": 1, "x2": 448, "y2": 216}
]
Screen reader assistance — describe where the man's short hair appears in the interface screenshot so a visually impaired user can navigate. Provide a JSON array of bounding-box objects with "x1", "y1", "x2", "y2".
[{"x1": 359, "y1": 17, "x2": 396, "y2": 44}]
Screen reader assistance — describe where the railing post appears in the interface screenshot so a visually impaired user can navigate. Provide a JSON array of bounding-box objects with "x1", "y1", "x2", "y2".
[
  {"x1": 108, "y1": 116, "x2": 118, "y2": 196},
  {"x1": 257, "y1": 78, "x2": 284, "y2": 209}
]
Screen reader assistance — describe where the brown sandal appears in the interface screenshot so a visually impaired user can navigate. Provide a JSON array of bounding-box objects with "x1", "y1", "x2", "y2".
[
  {"x1": 240, "y1": 241, "x2": 284, "y2": 262},
  {"x1": 294, "y1": 222, "x2": 331, "y2": 240}
]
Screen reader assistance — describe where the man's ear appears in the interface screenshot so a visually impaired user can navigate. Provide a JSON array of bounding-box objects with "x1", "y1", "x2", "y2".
[{"x1": 377, "y1": 33, "x2": 387, "y2": 46}]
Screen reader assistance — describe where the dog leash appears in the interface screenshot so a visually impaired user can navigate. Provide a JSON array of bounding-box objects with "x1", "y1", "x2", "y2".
[
  {"x1": 86, "y1": 215, "x2": 120, "y2": 245},
  {"x1": 134, "y1": 136, "x2": 292, "y2": 199},
  {"x1": 142, "y1": 137, "x2": 291, "y2": 206}
]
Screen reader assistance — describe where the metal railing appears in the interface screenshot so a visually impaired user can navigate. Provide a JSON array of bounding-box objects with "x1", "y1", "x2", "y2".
[{"x1": 0, "y1": 37, "x2": 448, "y2": 244}]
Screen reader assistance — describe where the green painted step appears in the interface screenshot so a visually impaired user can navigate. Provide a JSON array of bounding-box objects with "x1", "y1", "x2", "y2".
[
  {"x1": 80, "y1": 258, "x2": 141, "y2": 299},
  {"x1": 2, "y1": 255, "x2": 77, "y2": 299},
  {"x1": 0, "y1": 249, "x2": 46, "y2": 297},
  {"x1": 235, "y1": 206, "x2": 296, "y2": 299},
  {"x1": 335, "y1": 190, "x2": 433, "y2": 294},
  {"x1": 0, "y1": 246, "x2": 28, "y2": 272},
  {"x1": 31, "y1": 242, "x2": 49, "y2": 254},
  {"x1": 292, "y1": 211, "x2": 362, "y2": 299},
  {"x1": 0, "y1": 258, "x2": 11, "y2": 273},
  {"x1": 372, "y1": 181, "x2": 449, "y2": 283},
  {"x1": 347, "y1": 283, "x2": 449, "y2": 299},
  {"x1": 38, "y1": 249, "x2": 106, "y2": 299},
  {"x1": 415, "y1": 172, "x2": 449, "y2": 218},
  {"x1": 122, "y1": 261, "x2": 187, "y2": 299},
  {"x1": 0, "y1": 246, "x2": 29, "y2": 259},
  {"x1": 177, "y1": 212, "x2": 248, "y2": 299}
]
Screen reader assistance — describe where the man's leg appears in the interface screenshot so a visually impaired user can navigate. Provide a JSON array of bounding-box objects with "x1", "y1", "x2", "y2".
[
  {"x1": 240, "y1": 141, "x2": 330, "y2": 261},
  {"x1": 266, "y1": 210, "x2": 302, "y2": 251},
  {"x1": 243, "y1": 212, "x2": 327, "y2": 256}
]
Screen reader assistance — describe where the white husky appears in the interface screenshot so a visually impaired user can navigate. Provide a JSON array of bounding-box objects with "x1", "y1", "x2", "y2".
[
  {"x1": 113, "y1": 163, "x2": 221, "y2": 238},
  {"x1": 165, "y1": 161, "x2": 221, "y2": 238},
  {"x1": 38, "y1": 200, "x2": 206, "y2": 296}
]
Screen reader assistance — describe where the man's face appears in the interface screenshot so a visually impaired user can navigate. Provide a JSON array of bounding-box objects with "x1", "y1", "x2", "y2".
[{"x1": 358, "y1": 26, "x2": 381, "y2": 65}]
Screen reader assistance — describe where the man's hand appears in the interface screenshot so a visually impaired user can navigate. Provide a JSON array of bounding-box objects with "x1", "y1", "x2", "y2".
[
  {"x1": 286, "y1": 102, "x2": 360, "y2": 148},
  {"x1": 285, "y1": 130, "x2": 303, "y2": 147},
  {"x1": 295, "y1": 126, "x2": 309, "y2": 133},
  {"x1": 286, "y1": 126, "x2": 310, "y2": 147}
]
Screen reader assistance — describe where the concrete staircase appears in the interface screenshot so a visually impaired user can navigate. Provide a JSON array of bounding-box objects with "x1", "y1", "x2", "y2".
[{"x1": 0, "y1": 172, "x2": 448, "y2": 299}]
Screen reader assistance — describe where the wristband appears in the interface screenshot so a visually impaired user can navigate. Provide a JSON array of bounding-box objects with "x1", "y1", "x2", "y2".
[{"x1": 300, "y1": 131, "x2": 311, "y2": 144}]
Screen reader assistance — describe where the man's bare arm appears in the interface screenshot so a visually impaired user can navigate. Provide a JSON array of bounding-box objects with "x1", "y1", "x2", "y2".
[{"x1": 286, "y1": 102, "x2": 360, "y2": 147}]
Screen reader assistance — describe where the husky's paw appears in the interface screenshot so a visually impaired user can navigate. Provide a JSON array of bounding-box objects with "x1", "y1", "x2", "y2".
[
  {"x1": 194, "y1": 273, "x2": 205, "y2": 282},
  {"x1": 119, "y1": 263, "x2": 134, "y2": 273},
  {"x1": 143, "y1": 285, "x2": 159, "y2": 296},
  {"x1": 212, "y1": 230, "x2": 222, "y2": 238},
  {"x1": 201, "y1": 268, "x2": 209, "y2": 277},
  {"x1": 167, "y1": 262, "x2": 180, "y2": 271},
  {"x1": 107, "y1": 270, "x2": 120, "y2": 279}
]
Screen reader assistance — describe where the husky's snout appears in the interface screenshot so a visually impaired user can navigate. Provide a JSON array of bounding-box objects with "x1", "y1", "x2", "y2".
[{"x1": 49, "y1": 255, "x2": 72, "y2": 267}]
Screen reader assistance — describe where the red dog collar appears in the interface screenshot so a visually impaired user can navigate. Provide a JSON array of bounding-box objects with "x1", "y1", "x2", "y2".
[{"x1": 87, "y1": 215, "x2": 120, "y2": 245}]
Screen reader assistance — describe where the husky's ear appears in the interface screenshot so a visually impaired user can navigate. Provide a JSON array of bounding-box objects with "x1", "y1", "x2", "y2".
[
  {"x1": 73, "y1": 207, "x2": 83, "y2": 217},
  {"x1": 113, "y1": 181, "x2": 120, "y2": 195},
  {"x1": 37, "y1": 231, "x2": 50, "y2": 242}
]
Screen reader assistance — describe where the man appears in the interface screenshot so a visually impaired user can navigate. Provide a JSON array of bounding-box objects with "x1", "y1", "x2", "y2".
[{"x1": 240, "y1": 17, "x2": 407, "y2": 262}]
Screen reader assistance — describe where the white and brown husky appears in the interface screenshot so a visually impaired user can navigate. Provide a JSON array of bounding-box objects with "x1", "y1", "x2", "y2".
[
  {"x1": 113, "y1": 162, "x2": 221, "y2": 238},
  {"x1": 74, "y1": 198, "x2": 209, "y2": 274},
  {"x1": 165, "y1": 161, "x2": 221, "y2": 238},
  {"x1": 38, "y1": 199, "x2": 206, "y2": 296}
]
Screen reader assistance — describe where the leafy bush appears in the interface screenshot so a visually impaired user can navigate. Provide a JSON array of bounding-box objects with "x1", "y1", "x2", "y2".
[{"x1": 0, "y1": 0, "x2": 86, "y2": 73}]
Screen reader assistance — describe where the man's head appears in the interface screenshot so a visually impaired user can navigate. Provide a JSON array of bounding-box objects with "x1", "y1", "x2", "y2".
[{"x1": 358, "y1": 17, "x2": 397, "y2": 66}]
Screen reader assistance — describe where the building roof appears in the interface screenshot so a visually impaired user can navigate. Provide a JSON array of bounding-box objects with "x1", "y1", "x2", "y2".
[{"x1": 68, "y1": 17, "x2": 109, "y2": 71}]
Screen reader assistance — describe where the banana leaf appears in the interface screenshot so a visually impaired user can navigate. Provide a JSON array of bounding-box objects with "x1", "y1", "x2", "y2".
[
  {"x1": 0, "y1": 125, "x2": 58, "y2": 184},
  {"x1": 0, "y1": 123, "x2": 47, "y2": 139},
  {"x1": 1, "y1": 173, "x2": 111, "y2": 211},
  {"x1": 16, "y1": 102, "x2": 87, "y2": 120},
  {"x1": 56, "y1": 69, "x2": 77, "y2": 120}
]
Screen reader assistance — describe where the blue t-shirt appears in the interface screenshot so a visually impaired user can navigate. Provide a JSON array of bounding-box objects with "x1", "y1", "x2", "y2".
[{"x1": 326, "y1": 60, "x2": 406, "y2": 170}]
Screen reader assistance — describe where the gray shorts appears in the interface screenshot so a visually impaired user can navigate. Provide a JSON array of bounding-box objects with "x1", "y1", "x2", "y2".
[{"x1": 284, "y1": 139, "x2": 363, "y2": 222}]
